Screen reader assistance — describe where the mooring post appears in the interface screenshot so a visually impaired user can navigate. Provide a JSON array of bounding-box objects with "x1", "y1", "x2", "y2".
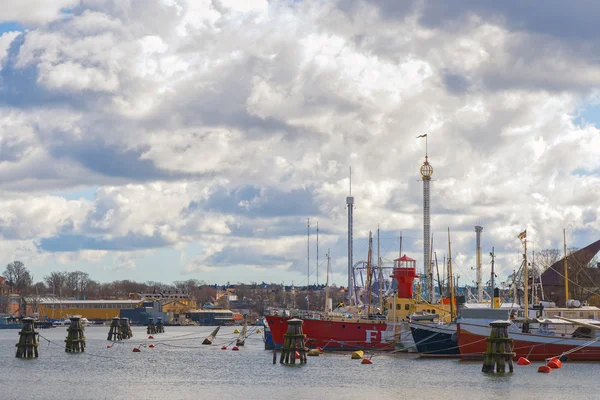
[
  {"x1": 15, "y1": 317, "x2": 39, "y2": 359},
  {"x1": 482, "y1": 320, "x2": 515, "y2": 373},
  {"x1": 156, "y1": 317, "x2": 165, "y2": 334},
  {"x1": 147, "y1": 318, "x2": 157, "y2": 335},
  {"x1": 65, "y1": 316, "x2": 86, "y2": 353},
  {"x1": 279, "y1": 319, "x2": 308, "y2": 365},
  {"x1": 107, "y1": 317, "x2": 122, "y2": 341},
  {"x1": 120, "y1": 317, "x2": 133, "y2": 339}
]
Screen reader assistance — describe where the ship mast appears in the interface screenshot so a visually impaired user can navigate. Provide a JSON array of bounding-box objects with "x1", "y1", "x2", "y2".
[
  {"x1": 490, "y1": 247, "x2": 496, "y2": 309},
  {"x1": 346, "y1": 167, "x2": 354, "y2": 306},
  {"x1": 563, "y1": 228, "x2": 569, "y2": 305},
  {"x1": 447, "y1": 228, "x2": 455, "y2": 320}
]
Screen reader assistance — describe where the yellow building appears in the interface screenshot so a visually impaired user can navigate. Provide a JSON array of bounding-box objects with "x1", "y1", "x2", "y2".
[
  {"x1": 38, "y1": 299, "x2": 142, "y2": 321},
  {"x1": 133, "y1": 292, "x2": 196, "y2": 313}
]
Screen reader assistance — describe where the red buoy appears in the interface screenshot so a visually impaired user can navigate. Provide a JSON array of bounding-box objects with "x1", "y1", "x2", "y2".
[
  {"x1": 148, "y1": 335, "x2": 154, "y2": 339},
  {"x1": 317, "y1": 347, "x2": 324, "y2": 353},
  {"x1": 550, "y1": 357, "x2": 562, "y2": 368},
  {"x1": 232, "y1": 346, "x2": 239, "y2": 351},
  {"x1": 517, "y1": 357, "x2": 531, "y2": 366},
  {"x1": 295, "y1": 351, "x2": 300, "y2": 359},
  {"x1": 547, "y1": 360, "x2": 561, "y2": 369},
  {"x1": 361, "y1": 358, "x2": 373, "y2": 364},
  {"x1": 221, "y1": 346, "x2": 227, "y2": 350},
  {"x1": 107, "y1": 345, "x2": 112, "y2": 348},
  {"x1": 133, "y1": 348, "x2": 141, "y2": 353},
  {"x1": 537, "y1": 365, "x2": 552, "y2": 373},
  {"x1": 149, "y1": 344, "x2": 155, "y2": 348}
]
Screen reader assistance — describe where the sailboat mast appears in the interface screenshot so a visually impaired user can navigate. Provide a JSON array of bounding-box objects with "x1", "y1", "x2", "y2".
[{"x1": 435, "y1": 252, "x2": 442, "y2": 300}]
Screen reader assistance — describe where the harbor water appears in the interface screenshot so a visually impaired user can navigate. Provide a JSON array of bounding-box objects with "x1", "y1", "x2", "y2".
[{"x1": 1, "y1": 326, "x2": 599, "y2": 400}]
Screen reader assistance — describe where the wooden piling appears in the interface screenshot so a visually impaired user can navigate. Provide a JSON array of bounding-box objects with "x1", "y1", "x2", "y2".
[
  {"x1": 120, "y1": 317, "x2": 133, "y2": 339},
  {"x1": 156, "y1": 317, "x2": 165, "y2": 334},
  {"x1": 482, "y1": 320, "x2": 515, "y2": 374},
  {"x1": 147, "y1": 318, "x2": 157, "y2": 335},
  {"x1": 107, "y1": 317, "x2": 123, "y2": 341},
  {"x1": 202, "y1": 326, "x2": 220, "y2": 345},
  {"x1": 236, "y1": 323, "x2": 248, "y2": 346},
  {"x1": 15, "y1": 317, "x2": 39, "y2": 359},
  {"x1": 279, "y1": 319, "x2": 308, "y2": 365},
  {"x1": 65, "y1": 316, "x2": 86, "y2": 353}
]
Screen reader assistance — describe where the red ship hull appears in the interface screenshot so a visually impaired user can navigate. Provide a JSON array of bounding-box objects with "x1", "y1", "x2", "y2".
[
  {"x1": 458, "y1": 322, "x2": 600, "y2": 361},
  {"x1": 265, "y1": 316, "x2": 395, "y2": 351}
]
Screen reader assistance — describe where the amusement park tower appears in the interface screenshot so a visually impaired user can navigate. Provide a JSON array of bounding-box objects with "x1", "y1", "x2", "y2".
[
  {"x1": 346, "y1": 168, "x2": 354, "y2": 305},
  {"x1": 475, "y1": 225, "x2": 484, "y2": 302},
  {"x1": 419, "y1": 136, "x2": 433, "y2": 303}
]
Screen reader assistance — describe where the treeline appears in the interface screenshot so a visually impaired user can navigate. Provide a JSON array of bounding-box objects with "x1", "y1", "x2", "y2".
[{"x1": 2, "y1": 262, "x2": 347, "y2": 314}]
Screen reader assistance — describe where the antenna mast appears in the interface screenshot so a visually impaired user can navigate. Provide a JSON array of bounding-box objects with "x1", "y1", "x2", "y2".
[
  {"x1": 307, "y1": 218, "x2": 310, "y2": 311},
  {"x1": 316, "y1": 222, "x2": 319, "y2": 287},
  {"x1": 563, "y1": 228, "x2": 569, "y2": 306},
  {"x1": 378, "y1": 225, "x2": 383, "y2": 311},
  {"x1": 475, "y1": 225, "x2": 483, "y2": 302}
]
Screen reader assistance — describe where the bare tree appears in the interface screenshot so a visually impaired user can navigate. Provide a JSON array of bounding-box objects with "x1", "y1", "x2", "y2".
[
  {"x1": 4, "y1": 261, "x2": 33, "y2": 292},
  {"x1": 534, "y1": 249, "x2": 561, "y2": 272},
  {"x1": 44, "y1": 271, "x2": 67, "y2": 295}
]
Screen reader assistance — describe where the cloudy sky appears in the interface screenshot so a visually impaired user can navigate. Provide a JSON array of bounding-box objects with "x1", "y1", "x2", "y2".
[{"x1": 0, "y1": 0, "x2": 599, "y2": 289}]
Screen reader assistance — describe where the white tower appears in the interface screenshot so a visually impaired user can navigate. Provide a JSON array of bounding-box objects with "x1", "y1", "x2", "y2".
[
  {"x1": 475, "y1": 225, "x2": 483, "y2": 302},
  {"x1": 420, "y1": 144, "x2": 433, "y2": 303},
  {"x1": 346, "y1": 168, "x2": 354, "y2": 305}
]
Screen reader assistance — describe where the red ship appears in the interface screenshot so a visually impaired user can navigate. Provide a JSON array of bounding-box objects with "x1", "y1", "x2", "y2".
[{"x1": 265, "y1": 255, "x2": 451, "y2": 351}]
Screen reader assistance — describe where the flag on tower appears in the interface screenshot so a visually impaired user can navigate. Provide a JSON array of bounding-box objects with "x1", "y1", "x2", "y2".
[
  {"x1": 518, "y1": 230, "x2": 527, "y2": 240},
  {"x1": 416, "y1": 134, "x2": 427, "y2": 138}
]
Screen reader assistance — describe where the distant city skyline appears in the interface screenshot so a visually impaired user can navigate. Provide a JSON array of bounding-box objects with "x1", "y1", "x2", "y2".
[{"x1": 0, "y1": 1, "x2": 599, "y2": 287}]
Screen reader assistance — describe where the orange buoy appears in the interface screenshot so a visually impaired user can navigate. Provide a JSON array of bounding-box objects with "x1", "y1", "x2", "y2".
[
  {"x1": 232, "y1": 346, "x2": 239, "y2": 351},
  {"x1": 133, "y1": 348, "x2": 141, "y2": 353},
  {"x1": 538, "y1": 365, "x2": 552, "y2": 373},
  {"x1": 148, "y1": 335, "x2": 154, "y2": 339},
  {"x1": 107, "y1": 345, "x2": 112, "y2": 348},
  {"x1": 550, "y1": 358, "x2": 563, "y2": 368},
  {"x1": 149, "y1": 344, "x2": 155, "y2": 348},
  {"x1": 361, "y1": 358, "x2": 373, "y2": 364},
  {"x1": 295, "y1": 351, "x2": 300, "y2": 359},
  {"x1": 221, "y1": 346, "x2": 227, "y2": 350},
  {"x1": 517, "y1": 357, "x2": 531, "y2": 366},
  {"x1": 547, "y1": 360, "x2": 561, "y2": 369}
]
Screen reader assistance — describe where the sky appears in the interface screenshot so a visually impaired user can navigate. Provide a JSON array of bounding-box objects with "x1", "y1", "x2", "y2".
[{"x1": 0, "y1": 0, "x2": 599, "y2": 288}]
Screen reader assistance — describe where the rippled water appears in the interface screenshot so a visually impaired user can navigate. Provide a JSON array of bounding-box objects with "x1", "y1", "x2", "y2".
[{"x1": 1, "y1": 326, "x2": 599, "y2": 400}]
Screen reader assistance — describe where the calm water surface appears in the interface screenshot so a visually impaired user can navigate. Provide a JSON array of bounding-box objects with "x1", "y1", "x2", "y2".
[{"x1": 1, "y1": 326, "x2": 598, "y2": 400}]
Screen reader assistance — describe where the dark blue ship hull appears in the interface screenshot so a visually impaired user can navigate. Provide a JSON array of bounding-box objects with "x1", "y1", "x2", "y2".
[{"x1": 409, "y1": 322, "x2": 459, "y2": 357}]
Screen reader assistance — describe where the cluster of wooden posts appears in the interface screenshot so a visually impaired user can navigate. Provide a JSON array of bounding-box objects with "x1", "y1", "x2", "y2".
[
  {"x1": 16, "y1": 316, "x2": 88, "y2": 358},
  {"x1": 482, "y1": 321, "x2": 515, "y2": 374},
  {"x1": 278, "y1": 319, "x2": 308, "y2": 365}
]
